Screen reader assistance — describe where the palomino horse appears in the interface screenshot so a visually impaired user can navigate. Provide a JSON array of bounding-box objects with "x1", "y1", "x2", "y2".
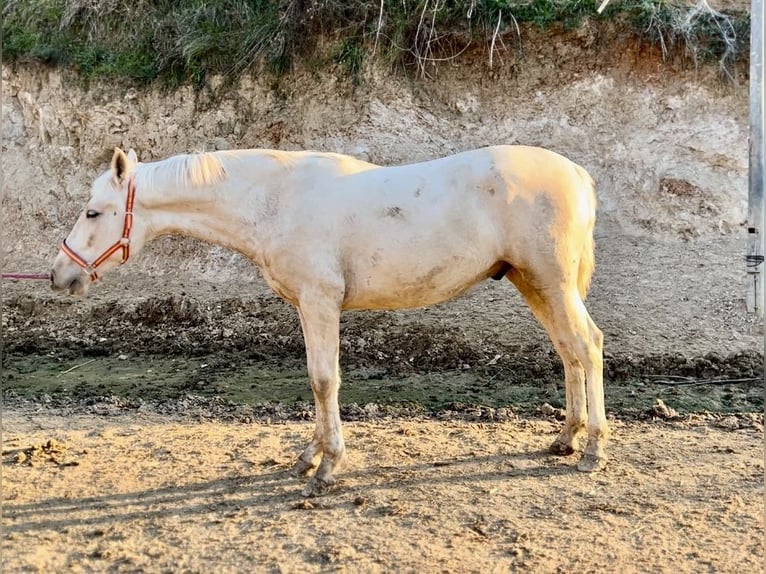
[{"x1": 51, "y1": 146, "x2": 607, "y2": 496}]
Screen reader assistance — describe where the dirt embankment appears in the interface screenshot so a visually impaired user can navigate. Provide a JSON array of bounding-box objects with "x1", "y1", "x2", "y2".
[
  {"x1": 2, "y1": 28, "x2": 762, "y2": 391},
  {"x1": 1, "y1": 29, "x2": 752, "y2": 260}
]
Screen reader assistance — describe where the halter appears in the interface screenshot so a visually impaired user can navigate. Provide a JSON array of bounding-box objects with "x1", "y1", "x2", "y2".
[{"x1": 60, "y1": 175, "x2": 136, "y2": 282}]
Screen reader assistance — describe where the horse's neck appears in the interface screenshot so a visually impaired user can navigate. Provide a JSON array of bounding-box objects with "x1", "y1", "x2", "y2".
[{"x1": 137, "y1": 157, "x2": 273, "y2": 264}]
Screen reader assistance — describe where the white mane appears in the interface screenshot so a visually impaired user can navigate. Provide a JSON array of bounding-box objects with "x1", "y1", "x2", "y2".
[{"x1": 137, "y1": 152, "x2": 228, "y2": 190}]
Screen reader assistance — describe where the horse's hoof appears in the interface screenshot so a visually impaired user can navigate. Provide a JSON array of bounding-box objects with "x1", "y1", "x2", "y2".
[
  {"x1": 577, "y1": 453, "x2": 607, "y2": 472},
  {"x1": 548, "y1": 439, "x2": 575, "y2": 456},
  {"x1": 301, "y1": 476, "x2": 336, "y2": 498},
  {"x1": 292, "y1": 459, "x2": 316, "y2": 477}
]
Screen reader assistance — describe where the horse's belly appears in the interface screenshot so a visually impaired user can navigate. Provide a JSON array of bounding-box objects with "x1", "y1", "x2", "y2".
[{"x1": 341, "y1": 256, "x2": 493, "y2": 310}]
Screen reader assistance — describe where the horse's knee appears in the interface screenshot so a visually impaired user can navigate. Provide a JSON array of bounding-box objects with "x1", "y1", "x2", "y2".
[
  {"x1": 309, "y1": 375, "x2": 339, "y2": 400},
  {"x1": 570, "y1": 327, "x2": 602, "y2": 371},
  {"x1": 562, "y1": 356, "x2": 585, "y2": 380}
]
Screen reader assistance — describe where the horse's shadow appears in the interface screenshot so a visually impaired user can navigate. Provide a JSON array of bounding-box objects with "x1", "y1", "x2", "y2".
[{"x1": 3, "y1": 448, "x2": 576, "y2": 534}]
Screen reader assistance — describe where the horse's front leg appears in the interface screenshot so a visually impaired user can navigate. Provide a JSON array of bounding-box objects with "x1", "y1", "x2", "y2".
[{"x1": 294, "y1": 294, "x2": 347, "y2": 497}]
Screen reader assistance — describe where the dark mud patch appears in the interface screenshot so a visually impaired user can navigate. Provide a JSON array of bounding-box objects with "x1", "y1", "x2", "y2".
[
  {"x1": 3, "y1": 294, "x2": 763, "y2": 386},
  {"x1": 3, "y1": 352, "x2": 762, "y2": 418}
]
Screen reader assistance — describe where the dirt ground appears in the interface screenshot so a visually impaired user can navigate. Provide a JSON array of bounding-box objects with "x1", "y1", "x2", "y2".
[
  {"x1": 2, "y1": 16, "x2": 765, "y2": 574},
  {"x1": 2, "y1": 408, "x2": 763, "y2": 573}
]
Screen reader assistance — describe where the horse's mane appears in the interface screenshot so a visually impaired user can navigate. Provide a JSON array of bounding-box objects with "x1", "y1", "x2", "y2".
[
  {"x1": 133, "y1": 148, "x2": 371, "y2": 195},
  {"x1": 140, "y1": 152, "x2": 228, "y2": 190}
]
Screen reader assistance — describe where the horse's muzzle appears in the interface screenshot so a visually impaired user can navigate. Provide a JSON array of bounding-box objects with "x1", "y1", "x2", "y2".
[{"x1": 50, "y1": 265, "x2": 89, "y2": 296}]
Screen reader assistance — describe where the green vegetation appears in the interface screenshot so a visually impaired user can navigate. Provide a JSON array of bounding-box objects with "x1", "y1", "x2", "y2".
[{"x1": 2, "y1": 0, "x2": 750, "y2": 85}]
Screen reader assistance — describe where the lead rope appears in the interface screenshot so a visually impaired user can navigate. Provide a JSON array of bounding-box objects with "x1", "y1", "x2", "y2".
[{"x1": 1, "y1": 273, "x2": 50, "y2": 281}]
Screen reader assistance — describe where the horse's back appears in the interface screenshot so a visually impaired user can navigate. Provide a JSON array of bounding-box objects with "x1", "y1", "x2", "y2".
[{"x1": 363, "y1": 144, "x2": 595, "y2": 220}]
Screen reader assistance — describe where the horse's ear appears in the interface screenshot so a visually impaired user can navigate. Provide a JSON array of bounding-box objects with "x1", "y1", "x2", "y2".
[{"x1": 110, "y1": 147, "x2": 136, "y2": 186}]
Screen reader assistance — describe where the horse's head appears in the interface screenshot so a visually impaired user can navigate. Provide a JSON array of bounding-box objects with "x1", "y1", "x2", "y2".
[{"x1": 51, "y1": 148, "x2": 145, "y2": 295}]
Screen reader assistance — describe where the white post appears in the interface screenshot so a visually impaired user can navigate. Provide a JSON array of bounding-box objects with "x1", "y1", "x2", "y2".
[{"x1": 746, "y1": 0, "x2": 765, "y2": 316}]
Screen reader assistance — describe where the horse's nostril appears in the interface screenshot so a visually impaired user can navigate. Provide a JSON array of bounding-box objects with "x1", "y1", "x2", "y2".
[{"x1": 50, "y1": 269, "x2": 56, "y2": 282}]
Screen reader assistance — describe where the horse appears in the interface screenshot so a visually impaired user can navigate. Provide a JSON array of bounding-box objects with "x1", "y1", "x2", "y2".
[{"x1": 50, "y1": 145, "x2": 608, "y2": 497}]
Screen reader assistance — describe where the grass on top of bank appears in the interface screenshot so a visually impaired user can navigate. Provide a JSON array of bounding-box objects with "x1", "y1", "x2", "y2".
[{"x1": 2, "y1": 1, "x2": 750, "y2": 85}]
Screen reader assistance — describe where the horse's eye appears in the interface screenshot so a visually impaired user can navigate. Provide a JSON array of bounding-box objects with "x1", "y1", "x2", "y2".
[{"x1": 86, "y1": 210, "x2": 100, "y2": 219}]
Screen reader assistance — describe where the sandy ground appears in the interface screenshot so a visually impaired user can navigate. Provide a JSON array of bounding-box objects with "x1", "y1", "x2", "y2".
[{"x1": 2, "y1": 409, "x2": 763, "y2": 573}]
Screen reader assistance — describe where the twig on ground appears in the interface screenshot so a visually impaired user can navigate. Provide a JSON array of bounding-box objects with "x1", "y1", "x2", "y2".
[
  {"x1": 489, "y1": 10, "x2": 502, "y2": 69},
  {"x1": 648, "y1": 376, "x2": 761, "y2": 387},
  {"x1": 58, "y1": 359, "x2": 96, "y2": 376},
  {"x1": 373, "y1": 0, "x2": 385, "y2": 57}
]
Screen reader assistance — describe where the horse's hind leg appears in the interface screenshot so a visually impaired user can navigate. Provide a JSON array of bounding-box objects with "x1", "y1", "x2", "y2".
[
  {"x1": 507, "y1": 270, "x2": 588, "y2": 454},
  {"x1": 578, "y1": 322, "x2": 607, "y2": 470},
  {"x1": 546, "y1": 290, "x2": 607, "y2": 471},
  {"x1": 509, "y1": 271, "x2": 608, "y2": 470}
]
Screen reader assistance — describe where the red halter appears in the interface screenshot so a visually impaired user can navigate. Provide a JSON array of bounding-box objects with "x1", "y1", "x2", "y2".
[{"x1": 60, "y1": 175, "x2": 136, "y2": 282}]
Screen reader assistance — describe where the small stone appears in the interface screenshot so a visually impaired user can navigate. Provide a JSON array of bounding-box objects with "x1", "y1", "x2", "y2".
[
  {"x1": 649, "y1": 399, "x2": 679, "y2": 420},
  {"x1": 541, "y1": 403, "x2": 566, "y2": 420},
  {"x1": 213, "y1": 138, "x2": 231, "y2": 150}
]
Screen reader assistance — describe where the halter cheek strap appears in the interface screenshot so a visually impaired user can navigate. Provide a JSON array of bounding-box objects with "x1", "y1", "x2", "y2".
[{"x1": 61, "y1": 175, "x2": 136, "y2": 282}]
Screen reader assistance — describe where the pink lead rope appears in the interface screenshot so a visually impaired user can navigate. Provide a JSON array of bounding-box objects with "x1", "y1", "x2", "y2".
[{"x1": 2, "y1": 273, "x2": 51, "y2": 281}]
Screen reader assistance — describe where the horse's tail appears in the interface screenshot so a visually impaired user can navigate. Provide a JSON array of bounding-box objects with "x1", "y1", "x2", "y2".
[{"x1": 576, "y1": 164, "x2": 597, "y2": 301}]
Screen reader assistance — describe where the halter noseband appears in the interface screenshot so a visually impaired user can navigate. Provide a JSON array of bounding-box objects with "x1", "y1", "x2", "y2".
[{"x1": 60, "y1": 175, "x2": 136, "y2": 282}]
